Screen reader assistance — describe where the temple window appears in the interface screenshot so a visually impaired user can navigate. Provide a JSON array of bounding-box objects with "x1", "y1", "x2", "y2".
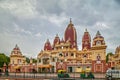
[
  {"x1": 12, "y1": 60, "x2": 14, "y2": 64},
  {"x1": 39, "y1": 59, "x2": 41, "y2": 63},
  {"x1": 87, "y1": 66, "x2": 89, "y2": 68},
  {"x1": 18, "y1": 59, "x2": 21, "y2": 64},
  {"x1": 97, "y1": 54, "x2": 101, "y2": 61},
  {"x1": 66, "y1": 46, "x2": 68, "y2": 49},
  {"x1": 59, "y1": 53, "x2": 63, "y2": 57},
  {"x1": 43, "y1": 58, "x2": 49, "y2": 64},
  {"x1": 52, "y1": 58, "x2": 55, "y2": 62},
  {"x1": 57, "y1": 58, "x2": 59, "y2": 62},
  {"x1": 66, "y1": 53, "x2": 68, "y2": 56},
  {"x1": 61, "y1": 60, "x2": 63, "y2": 62},
  {"x1": 78, "y1": 67, "x2": 81, "y2": 68},
  {"x1": 71, "y1": 53, "x2": 74, "y2": 56},
  {"x1": 96, "y1": 41, "x2": 101, "y2": 46},
  {"x1": 83, "y1": 54, "x2": 87, "y2": 58}
]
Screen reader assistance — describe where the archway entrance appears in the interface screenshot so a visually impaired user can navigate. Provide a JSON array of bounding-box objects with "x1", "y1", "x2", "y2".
[{"x1": 68, "y1": 67, "x2": 72, "y2": 72}]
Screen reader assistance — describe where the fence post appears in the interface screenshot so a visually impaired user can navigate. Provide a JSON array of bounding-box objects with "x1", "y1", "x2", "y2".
[
  {"x1": 24, "y1": 71, "x2": 25, "y2": 78},
  {"x1": 15, "y1": 72, "x2": 16, "y2": 77},
  {"x1": 34, "y1": 72, "x2": 35, "y2": 78}
]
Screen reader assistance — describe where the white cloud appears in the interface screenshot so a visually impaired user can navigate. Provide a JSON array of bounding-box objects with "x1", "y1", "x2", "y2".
[
  {"x1": 93, "y1": 22, "x2": 110, "y2": 30},
  {"x1": 35, "y1": 32, "x2": 42, "y2": 38},
  {"x1": 0, "y1": 0, "x2": 38, "y2": 19},
  {"x1": 48, "y1": 15, "x2": 67, "y2": 26},
  {"x1": 39, "y1": 13, "x2": 68, "y2": 27},
  {"x1": 14, "y1": 23, "x2": 32, "y2": 35}
]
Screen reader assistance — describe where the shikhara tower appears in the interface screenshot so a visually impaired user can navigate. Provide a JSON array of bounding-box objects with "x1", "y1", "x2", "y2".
[
  {"x1": 64, "y1": 19, "x2": 77, "y2": 49},
  {"x1": 82, "y1": 29, "x2": 91, "y2": 50}
]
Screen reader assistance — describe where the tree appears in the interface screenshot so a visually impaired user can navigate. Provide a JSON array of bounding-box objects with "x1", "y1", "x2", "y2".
[
  {"x1": 26, "y1": 57, "x2": 30, "y2": 63},
  {"x1": 32, "y1": 58, "x2": 37, "y2": 63},
  {"x1": 0, "y1": 53, "x2": 10, "y2": 67},
  {"x1": 106, "y1": 52, "x2": 113, "y2": 63},
  {"x1": 6, "y1": 55, "x2": 10, "y2": 66}
]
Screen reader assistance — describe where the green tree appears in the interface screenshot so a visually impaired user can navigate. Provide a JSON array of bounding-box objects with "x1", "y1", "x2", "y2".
[
  {"x1": 32, "y1": 58, "x2": 37, "y2": 63},
  {"x1": 106, "y1": 52, "x2": 113, "y2": 63},
  {"x1": 26, "y1": 57, "x2": 30, "y2": 63},
  {"x1": 0, "y1": 53, "x2": 10, "y2": 67},
  {"x1": 6, "y1": 55, "x2": 10, "y2": 65}
]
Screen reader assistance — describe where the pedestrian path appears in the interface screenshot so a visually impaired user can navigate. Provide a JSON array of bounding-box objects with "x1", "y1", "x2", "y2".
[{"x1": 0, "y1": 77, "x2": 106, "y2": 80}]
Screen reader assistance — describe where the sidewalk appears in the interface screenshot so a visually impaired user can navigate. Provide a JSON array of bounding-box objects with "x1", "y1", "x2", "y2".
[
  {"x1": 0, "y1": 77, "x2": 51, "y2": 80},
  {"x1": 0, "y1": 78, "x2": 51, "y2": 80}
]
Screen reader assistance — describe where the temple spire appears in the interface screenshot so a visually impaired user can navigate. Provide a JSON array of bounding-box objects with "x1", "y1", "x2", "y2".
[
  {"x1": 65, "y1": 18, "x2": 77, "y2": 49},
  {"x1": 96, "y1": 31, "x2": 101, "y2": 37},
  {"x1": 82, "y1": 29, "x2": 91, "y2": 50},
  {"x1": 15, "y1": 44, "x2": 18, "y2": 48},
  {"x1": 56, "y1": 34, "x2": 58, "y2": 37},
  {"x1": 85, "y1": 28, "x2": 88, "y2": 32},
  {"x1": 47, "y1": 39, "x2": 49, "y2": 42},
  {"x1": 70, "y1": 18, "x2": 72, "y2": 24}
]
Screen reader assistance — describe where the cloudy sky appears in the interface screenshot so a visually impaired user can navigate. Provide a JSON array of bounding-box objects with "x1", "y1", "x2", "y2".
[{"x1": 0, "y1": 0, "x2": 120, "y2": 58}]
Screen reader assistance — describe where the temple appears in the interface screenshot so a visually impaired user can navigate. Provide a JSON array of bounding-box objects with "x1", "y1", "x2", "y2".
[
  {"x1": 5, "y1": 19, "x2": 115, "y2": 73},
  {"x1": 37, "y1": 19, "x2": 107, "y2": 73}
]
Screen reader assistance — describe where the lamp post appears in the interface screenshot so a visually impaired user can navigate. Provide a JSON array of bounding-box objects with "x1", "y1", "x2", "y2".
[
  {"x1": 33, "y1": 63, "x2": 35, "y2": 78},
  {"x1": 23, "y1": 60, "x2": 25, "y2": 78},
  {"x1": 78, "y1": 62, "x2": 81, "y2": 78},
  {"x1": 74, "y1": 61, "x2": 75, "y2": 79},
  {"x1": 5, "y1": 63, "x2": 9, "y2": 76}
]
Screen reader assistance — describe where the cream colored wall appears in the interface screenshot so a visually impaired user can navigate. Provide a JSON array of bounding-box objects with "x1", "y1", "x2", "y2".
[
  {"x1": 92, "y1": 49, "x2": 106, "y2": 60},
  {"x1": 75, "y1": 67, "x2": 82, "y2": 72},
  {"x1": 10, "y1": 56, "x2": 25, "y2": 65}
]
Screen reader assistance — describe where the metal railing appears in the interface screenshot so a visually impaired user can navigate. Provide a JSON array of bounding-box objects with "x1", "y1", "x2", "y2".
[{"x1": 0, "y1": 72, "x2": 106, "y2": 79}]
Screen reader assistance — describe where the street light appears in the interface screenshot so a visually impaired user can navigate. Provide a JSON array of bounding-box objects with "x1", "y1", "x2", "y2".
[
  {"x1": 74, "y1": 61, "x2": 76, "y2": 79},
  {"x1": 33, "y1": 63, "x2": 35, "y2": 78},
  {"x1": 23, "y1": 60, "x2": 25, "y2": 78}
]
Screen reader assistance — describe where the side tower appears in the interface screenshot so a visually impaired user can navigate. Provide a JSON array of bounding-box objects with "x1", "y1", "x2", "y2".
[
  {"x1": 53, "y1": 34, "x2": 60, "y2": 49},
  {"x1": 10, "y1": 44, "x2": 26, "y2": 72},
  {"x1": 91, "y1": 31, "x2": 107, "y2": 72},
  {"x1": 10, "y1": 44, "x2": 25, "y2": 65},
  {"x1": 82, "y1": 29, "x2": 91, "y2": 50},
  {"x1": 44, "y1": 39, "x2": 52, "y2": 51},
  {"x1": 64, "y1": 19, "x2": 77, "y2": 49},
  {"x1": 113, "y1": 46, "x2": 120, "y2": 69},
  {"x1": 108, "y1": 46, "x2": 120, "y2": 69}
]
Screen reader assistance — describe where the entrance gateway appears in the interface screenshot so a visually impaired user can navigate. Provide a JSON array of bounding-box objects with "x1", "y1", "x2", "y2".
[{"x1": 56, "y1": 62, "x2": 92, "y2": 72}]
